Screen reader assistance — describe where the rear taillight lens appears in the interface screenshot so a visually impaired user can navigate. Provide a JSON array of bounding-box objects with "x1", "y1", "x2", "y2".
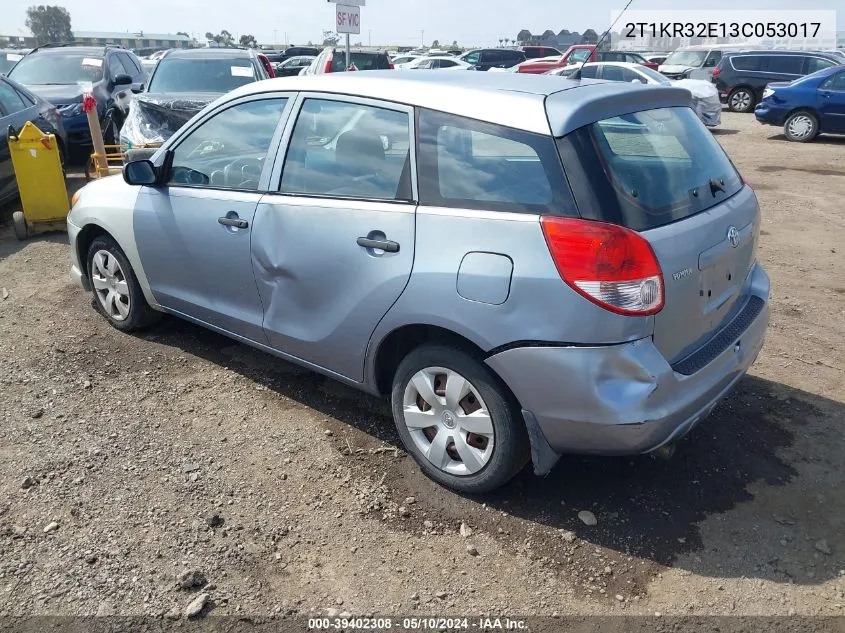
[
  {"x1": 712, "y1": 67, "x2": 720, "y2": 77},
  {"x1": 540, "y1": 217, "x2": 664, "y2": 316},
  {"x1": 324, "y1": 55, "x2": 333, "y2": 73},
  {"x1": 388, "y1": 62, "x2": 394, "y2": 69},
  {"x1": 259, "y1": 55, "x2": 275, "y2": 78}
]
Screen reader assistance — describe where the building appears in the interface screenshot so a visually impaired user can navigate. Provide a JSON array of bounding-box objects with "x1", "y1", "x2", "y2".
[{"x1": 0, "y1": 30, "x2": 192, "y2": 51}]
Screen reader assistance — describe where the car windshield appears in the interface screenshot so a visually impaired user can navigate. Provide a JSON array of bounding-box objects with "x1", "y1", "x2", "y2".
[
  {"x1": 557, "y1": 107, "x2": 742, "y2": 231},
  {"x1": 637, "y1": 65, "x2": 672, "y2": 84},
  {"x1": 148, "y1": 57, "x2": 256, "y2": 93},
  {"x1": 9, "y1": 52, "x2": 104, "y2": 84},
  {"x1": 663, "y1": 50, "x2": 708, "y2": 67}
]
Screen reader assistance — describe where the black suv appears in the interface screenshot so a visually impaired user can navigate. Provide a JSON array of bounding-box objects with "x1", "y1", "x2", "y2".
[
  {"x1": 459, "y1": 48, "x2": 526, "y2": 70},
  {"x1": 7, "y1": 43, "x2": 146, "y2": 148},
  {"x1": 713, "y1": 50, "x2": 842, "y2": 112}
]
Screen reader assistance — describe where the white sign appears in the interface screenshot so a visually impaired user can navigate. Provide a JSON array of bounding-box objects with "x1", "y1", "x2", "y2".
[
  {"x1": 327, "y1": 0, "x2": 365, "y2": 6},
  {"x1": 336, "y1": 4, "x2": 361, "y2": 35}
]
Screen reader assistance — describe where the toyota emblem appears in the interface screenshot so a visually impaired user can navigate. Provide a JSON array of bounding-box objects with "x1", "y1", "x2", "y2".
[{"x1": 727, "y1": 226, "x2": 740, "y2": 248}]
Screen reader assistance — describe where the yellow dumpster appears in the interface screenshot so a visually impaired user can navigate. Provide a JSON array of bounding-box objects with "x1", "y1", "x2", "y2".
[{"x1": 8, "y1": 121, "x2": 69, "y2": 240}]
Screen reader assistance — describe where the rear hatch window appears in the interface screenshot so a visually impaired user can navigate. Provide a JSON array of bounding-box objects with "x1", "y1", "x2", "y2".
[
  {"x1": 148, "y1": 57, "x2": 257, "y2": 93},
  {"x1": 557, "y1": 106, "x2": 758, "y2": 364},
  {"x1": 556, "y1": 107, "x2": 743, "y2": 232},
  {"x1": 331, "y1": 52, "x2": 390, "y2": 71}
]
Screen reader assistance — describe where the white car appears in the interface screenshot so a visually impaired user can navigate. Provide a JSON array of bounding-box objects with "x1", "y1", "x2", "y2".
[
  {"x1": 559, "y1": 62, "x2": 722, "y2": 127},
  {"x1": 391, "y1": 54, "x2": 422, "y2": 69},
  {"x1": 405, "y1": 56, "x2": 473, "y2": 70}
]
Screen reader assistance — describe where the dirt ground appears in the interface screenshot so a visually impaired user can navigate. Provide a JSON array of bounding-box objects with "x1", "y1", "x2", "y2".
[{"x1": 0, "y1": 112, "x2": 843, "y2": 620}]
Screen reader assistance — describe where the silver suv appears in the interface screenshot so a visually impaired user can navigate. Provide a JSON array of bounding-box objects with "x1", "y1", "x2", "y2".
[{"x1": 67, "y1": 72, "x2": 770, "y2": 493}]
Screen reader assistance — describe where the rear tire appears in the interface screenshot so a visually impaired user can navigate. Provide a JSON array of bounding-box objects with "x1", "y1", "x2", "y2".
[
  {"x1": 727, "y1": 87, "x2": 755, "y2": 113},
  {"x1": 86, "y1": 235, "x2": 160, "y2": 331},
  {"x1": 783, "y1": 110, "x2": 819, "y2": 142},
  {"x1": 391, "y1": 344, "x2": 530, "y2": 494},
  {"x1": 12, "y1": 211, "x2": 28, "y2": 240}
]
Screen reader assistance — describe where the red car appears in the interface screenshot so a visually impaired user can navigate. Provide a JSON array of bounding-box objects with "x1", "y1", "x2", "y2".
[{"x1": 517, "y1": 45, "x2": 659, "y2": 74}]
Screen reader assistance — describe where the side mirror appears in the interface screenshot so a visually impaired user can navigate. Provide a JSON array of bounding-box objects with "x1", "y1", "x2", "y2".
[
  {"x1": 123, "y1": 159, "x2": 157, "y2": 186},
  {"x1": 113, "y1": 73, "x2": 133, "y2": 87}
]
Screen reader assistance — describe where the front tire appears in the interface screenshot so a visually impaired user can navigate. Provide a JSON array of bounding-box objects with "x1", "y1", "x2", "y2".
[
  {"x1": 727, "y1": 87, "x2": 755, "y2": 113},
  {"x1": 391, "y1": 344, "x2": 529, "y2": 494},
  {"x1": 783, "y1": 110, "x2": 819, "y2": 142},
  {"x1": 86, "y1": 236, "x2": 160, "y2": 331}
]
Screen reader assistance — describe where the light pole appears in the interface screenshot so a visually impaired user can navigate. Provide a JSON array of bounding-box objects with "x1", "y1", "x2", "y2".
[
  {"x1": 273, "y1": 29, "x2": 277, "y2": 46},
  {"x1": 421, "y1": 29, "x2": 424, "y2": 47},
  {"x1": 368, "y1": 29, "x2": 371, "y2": 46}
]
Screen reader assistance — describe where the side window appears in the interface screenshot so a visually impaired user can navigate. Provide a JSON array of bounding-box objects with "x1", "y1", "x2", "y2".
[
  {"x1": 766, "y1": 55, "x2": 803, "y2": 74},
  {"x1": 579, "y1": 65, "x2": 598, "y2": 79},
  {"x1": 0, "y1": 80, "x2": 28, "y2": 115},
  {"x1": 806, "y1": 57, "x2": 835, "y2": 74},
  {"x1": 416, "y1": 108, "x2": 575, "y2": 214},
  {"x1": 107, "y1": 54, "x2": 125, "y2": 79},
  {"x1": 703, "y1": 51, "x2": 721, "y2": 67},
  {"x1": 569, "y1": 49, "x2": 591, "y2": 64},
  {"x1": 731, "y1": 56, "x2": 761, "y2": 71},
  {"x1": 464, "y1": 51, "x2": 480, "y2": 64},
  {"x1": 280, "y1": 99, "x2": 412, "y2": 201},
  {"x1": 120, "y1": 52, "x2": 142, "y2": 76},
  {"x1": 440, "y1": 59, "x2": 457, "y2": 68},
  {"x1": 820, "y1": 71, "x2": 845, "y2": 91},
  {"x1": 601, "y1": 65, "x2": 639, "y2": 82},
  {"x1": 168, "y1": 98, "x2": 288, "y2": 190}
]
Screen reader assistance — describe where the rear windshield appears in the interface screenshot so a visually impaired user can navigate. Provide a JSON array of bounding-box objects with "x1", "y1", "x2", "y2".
[
  {"x1": 148, "y1": 57, "x2": 256, "y2": 93},
  {"x1": 330, "y1": 52, "x2": 390, "y2": 71},
  {"x1": 556, "y1": 107, "x2": 742, "y2": 231}
]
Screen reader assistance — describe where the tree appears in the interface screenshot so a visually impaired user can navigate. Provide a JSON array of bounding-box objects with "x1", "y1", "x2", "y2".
[
  {"x1": 516, "y1": 29, "x2": 532, "y2": 43},
  {"x1": 452, "y1": 40, "x2": 458, "y2": 48},
  {"x1": 322, "y1": 30, "x2": 340, "y2": 46},
  {"x1": 431, "y1": 39, "x2": 439, "y2": 48},
  {"x1": 239, "y1": 34, "x2": 257, "y2": 48},
  {"x1": 581, "y1": 28, "x2": 599, "y2": 43},
  {"x1": 176, "y1": 31, "x2": 189, "y2": 38},
  {"x1": 25, "y1": 5, "x2": 73, "y2": 44}
]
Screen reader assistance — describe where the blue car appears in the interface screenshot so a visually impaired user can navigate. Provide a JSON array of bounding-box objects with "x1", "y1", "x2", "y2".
[
  {"x1": 755, "y1": 64, "x2": 845, "y2": 142},
  {"x1": 8, "y1": 43, "x2": 146, "y2": 150}
]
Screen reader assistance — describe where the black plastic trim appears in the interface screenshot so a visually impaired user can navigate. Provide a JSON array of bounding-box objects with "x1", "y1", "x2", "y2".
[{"x1": 671, "y1": 295, "x2": 765, "y2": 376}]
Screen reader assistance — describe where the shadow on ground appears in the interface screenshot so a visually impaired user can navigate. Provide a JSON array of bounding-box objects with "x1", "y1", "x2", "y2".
[{"x1": 134, "y1": 315, "x2": 845, "y2": 589}]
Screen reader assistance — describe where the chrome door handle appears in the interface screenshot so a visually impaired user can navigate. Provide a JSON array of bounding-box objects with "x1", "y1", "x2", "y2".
[{"x1": 218, "y1": 217, "x2": 248, "y2": 229}]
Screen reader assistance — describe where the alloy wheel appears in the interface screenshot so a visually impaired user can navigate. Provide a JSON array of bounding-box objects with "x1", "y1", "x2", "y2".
[
  {"x1": 91, "y1": 250, "x2": 131, "y2": 321},
  {"x1": 730, "y1": 90, "x2": 752, "y2": 112},
  {"x1": 402, "y1": 367, "x2": 495, "y2": 476}
]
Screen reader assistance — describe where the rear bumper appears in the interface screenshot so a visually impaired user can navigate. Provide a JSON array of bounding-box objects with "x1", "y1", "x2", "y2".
[{"x1": 486, "y1": 263, "x2": 769, "y2": 460}]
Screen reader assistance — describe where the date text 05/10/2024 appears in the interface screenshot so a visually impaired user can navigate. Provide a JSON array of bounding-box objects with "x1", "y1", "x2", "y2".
[{"x1": 307, "y1": 617, "x2": 528, "y2": 630}]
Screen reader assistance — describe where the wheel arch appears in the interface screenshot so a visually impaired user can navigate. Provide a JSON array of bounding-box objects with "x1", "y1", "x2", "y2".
[
  {"x1": 369, "y1": 323, "x2": 494, "y2": 397},
  {"x1": 785, "y1": 106, "x2": 822, "y2": 130}
]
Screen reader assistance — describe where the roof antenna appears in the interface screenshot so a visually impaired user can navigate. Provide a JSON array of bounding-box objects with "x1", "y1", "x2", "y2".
[{"x1": 576, "y1": 0, "x2": 634, "y2": 78}]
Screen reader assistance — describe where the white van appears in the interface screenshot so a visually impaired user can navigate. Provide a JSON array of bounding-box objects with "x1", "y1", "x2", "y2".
[{"x1": 659, "y1": 43, "x2": 760, "y2": 79}]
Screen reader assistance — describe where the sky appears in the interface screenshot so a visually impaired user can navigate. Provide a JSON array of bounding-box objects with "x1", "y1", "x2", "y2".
[{"x1": 5, "y1": 0, "x2": 843, "y2": 47}]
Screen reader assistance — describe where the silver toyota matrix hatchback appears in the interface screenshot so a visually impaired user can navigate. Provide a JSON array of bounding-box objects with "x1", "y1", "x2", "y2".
[{"x1": 68, "y1": 72, "x2": 769, "y2": 493}]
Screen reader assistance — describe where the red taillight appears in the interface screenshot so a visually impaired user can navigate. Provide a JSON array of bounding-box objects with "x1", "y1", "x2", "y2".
[
  {"x1": 259, "y1": 55, "x2": 275, "y2": 78},
  {"x1": 388, "y1": 62, "x2": 395, "y2": 69},
  {"x1": 540, "y1": 217, "x2": 665, "y2": 316},
  {"x1": 324, "y1": 55, "x2": 333, "y2": 73},
  {"x1": 712, "y1": 67, "x2": 721, "y2": 77}
]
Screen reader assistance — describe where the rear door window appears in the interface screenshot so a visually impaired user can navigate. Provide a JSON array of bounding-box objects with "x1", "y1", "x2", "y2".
[
  {"x1": 330, "y1": 52, "x2": 389, "y2": 71},
  {"x1": 416, "y1": 108, "x2": 575, "y2": 214},
  {"x1": 765, "y1": 55, "x2": 804, "y2": 74},
  {"x1": 556, "y1": 107, "x2": 742, "y2": 231}
]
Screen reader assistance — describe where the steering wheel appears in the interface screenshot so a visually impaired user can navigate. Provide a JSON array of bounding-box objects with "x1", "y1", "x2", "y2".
[{"x1": 223, "y1": 157, "x2": 263, "y2": 188}]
